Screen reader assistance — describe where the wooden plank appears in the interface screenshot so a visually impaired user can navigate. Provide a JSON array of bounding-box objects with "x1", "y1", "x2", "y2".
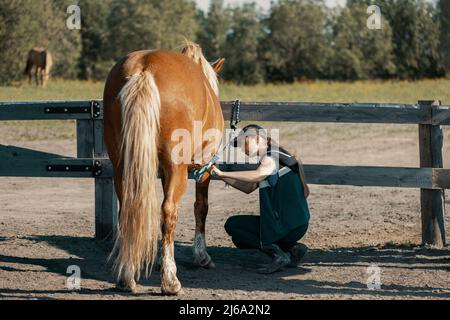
[
  {"x1": 221, "y1": 101, "x2": 431, "y2": 124},
  {"x1": 93, "y1": 117, "x2": 118, "y2": 241},
  {"x1": 3, "y1": 99, "x2": 448, "y2": 125},
  {"x1": 418, "y1": 100, "x2": 446, "y2": 247},
  {"x1": 0, "y1": 144, "x2": 64, "y2": 159},
  {"x1": 302, "y1": 165, "x2": 433, "y2": 189},
  {"x1": 95, "y1": 178, "x2": 118, "y2": 241},
  {"x1": 0, "y1": 100, "x2": 102, "y2": 120},
  {"x1": 1, "y1": 144, "x2": 447, "y2": 190},
  {"x1": 199, "y1": 166, "x2": 450, "y2": 189},
  {"x1": 2, "y1": 153, "x2": 446, "y2": 190},
  {"x1": 0, "y1": 156, "x2": 113, "y2": 178},
  {"x1": 432, "y1": 105, "x2": 450, "y2": 125},
  {"x1": 193, "y1": 163, "x2": 437, "y2": 189},
  {"x1": 77, "y1": 120, "x2": 94, "y2": 158},
  {"x1": 93, "y1": 119, "x2": 107, "y2": 158},
  {"x1": 434, "y1": 169, "x2": 450, "y2": 189},
  {"x1": 0, "y1": 99, "x2": 434, "y2": 123}
]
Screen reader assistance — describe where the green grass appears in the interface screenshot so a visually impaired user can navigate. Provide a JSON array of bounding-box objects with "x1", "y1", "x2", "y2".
[
  {"x1": 0, "y1": 80, "x2": 104, "y2": 101},
  {"x1": 1, "y1": 78, "x2": 450, "y2": 103},
  {"x1": 1, "y1": 78, "x2": 449, "y2": 142},
  {"x1": 221, "y1": 79, "x2": 450, "y2": 103}
]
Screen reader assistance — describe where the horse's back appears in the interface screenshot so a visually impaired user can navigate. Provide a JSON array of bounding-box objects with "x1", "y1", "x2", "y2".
[
  {"x1": 28, "y1": 47, "x2": 44, "y2": 58},
  {"x1": 106, "y1": 50, "x2": 207, "y2": 101},
  {"x1": 27, "y1": 47, "x2": 51, "y2": 67},
  {"x1": 29, "y1": 47, "x2": 44, "y2": 55},
  {"x1": 104, "y1": 49, "x2": 223, "y2": 164},
  {"x1": 104, "y1": 49, "x2": 219, "y2": 127}
]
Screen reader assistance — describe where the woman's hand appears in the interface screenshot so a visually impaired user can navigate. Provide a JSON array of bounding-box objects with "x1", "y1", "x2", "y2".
[{"x1": 211, "y1": 165, "x2": 224, "y2": 178}]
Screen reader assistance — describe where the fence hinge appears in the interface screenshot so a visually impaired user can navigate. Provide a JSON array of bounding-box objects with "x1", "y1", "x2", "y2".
[
  {"x1": 91, "y1": 101, "x2": 102, "y2": 119},
  {"x1": 46, "y1": 160, "x2": 103, "y2": 177}
]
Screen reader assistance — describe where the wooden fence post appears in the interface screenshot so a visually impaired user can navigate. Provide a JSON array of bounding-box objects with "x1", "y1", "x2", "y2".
[
  {"x1": 93, "y1": 106, "x2": 118, "y2": 241},
  {"x1": 76, "y1": 119, "x2": 93, "y2": 158},
  {"x1": 418, "y1": 100, "x2": 446, "y2": 247}
]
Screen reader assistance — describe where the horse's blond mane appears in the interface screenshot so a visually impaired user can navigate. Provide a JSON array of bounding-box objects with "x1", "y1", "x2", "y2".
[{"x1": 181, "y1": 39, "x2": 219, "y2": 96}]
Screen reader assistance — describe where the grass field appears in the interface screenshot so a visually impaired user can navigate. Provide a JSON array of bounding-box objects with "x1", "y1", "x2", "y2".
[{"x1": 1, "y1": 78, "x2": 450, "y2": 103}]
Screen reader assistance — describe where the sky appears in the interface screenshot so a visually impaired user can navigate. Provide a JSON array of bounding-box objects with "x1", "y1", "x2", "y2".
[
  {"x1": 195, "y1": 0, "x2": 347, "y2": 12},
  {"x1": 195, "y1": 0, "x2": 435, "y2": 12}
]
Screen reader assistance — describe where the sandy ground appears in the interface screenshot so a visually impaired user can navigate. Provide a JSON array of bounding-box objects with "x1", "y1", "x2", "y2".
[{"x1": 0, "y1": 123, "x2": 449, "y2": 300}]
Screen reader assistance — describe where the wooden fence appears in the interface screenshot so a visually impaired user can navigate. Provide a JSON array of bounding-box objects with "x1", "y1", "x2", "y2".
[{"x1": 1, "y1": 100, "x2": 449, "y2": 247}]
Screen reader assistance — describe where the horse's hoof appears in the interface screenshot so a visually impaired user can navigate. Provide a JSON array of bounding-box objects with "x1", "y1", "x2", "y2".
[
  {"x1": 161, "y1": 281, "x2": 182, "y2": 296},
  {"x1": 193, "y1": 253, "x2": 215, "y2": 269},
  {"x1": 116, "y1": 279, "x2": 137, "y2": 294}
]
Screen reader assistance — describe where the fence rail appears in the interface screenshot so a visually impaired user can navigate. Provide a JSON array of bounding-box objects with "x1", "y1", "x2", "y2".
[
  {"x1": 220, "y1": 101, "x2": 450, "y2": 124},
  {"x1": 3, "y1": 100, "x2": 450, "y2": 124},
  {"x1": 0, "y1": 99, "x2": 448, "y2": 246}
]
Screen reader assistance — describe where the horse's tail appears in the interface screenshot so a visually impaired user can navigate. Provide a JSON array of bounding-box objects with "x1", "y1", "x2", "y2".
[{"x1": 109, "y1": 70, "x2": 161, "y2": 285}]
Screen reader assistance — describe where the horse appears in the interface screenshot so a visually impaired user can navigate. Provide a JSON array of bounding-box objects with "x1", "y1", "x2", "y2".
[
  {"x1": 103, "y1": 40, "x2": 225, "y2": 295},
  {"x1": 24, "y1": 47, "x2": 53, "y2": 87}
]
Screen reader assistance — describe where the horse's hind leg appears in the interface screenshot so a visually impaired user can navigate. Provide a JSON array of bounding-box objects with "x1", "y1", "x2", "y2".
[
  {"x1": 160, "y1": 165, "x2": 188, "y2": 295},
  {"x1": 193, "y1": 178, "x2": 215, "y2": 268}
]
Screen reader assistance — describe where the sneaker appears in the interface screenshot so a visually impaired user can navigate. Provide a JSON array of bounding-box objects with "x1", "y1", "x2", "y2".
[
  {"x1": 257, "y1": 244, "x2": 291, "y2": 274},
  {"x1": 287, "y1": 243, "x2": 308, "y2": 267}
]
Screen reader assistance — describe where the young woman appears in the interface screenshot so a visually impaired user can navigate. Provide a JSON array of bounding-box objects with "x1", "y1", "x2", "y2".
[{"x1": 211, "y1": 124, "x2": 311, "y2": 274}]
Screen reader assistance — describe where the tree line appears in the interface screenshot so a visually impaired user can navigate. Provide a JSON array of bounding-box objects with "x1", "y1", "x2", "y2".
[{"x1": 0, "y1": 0, "x2": 449, "y2": 85}]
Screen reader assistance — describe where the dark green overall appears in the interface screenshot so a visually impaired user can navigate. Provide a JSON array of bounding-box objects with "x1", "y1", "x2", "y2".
[{"x1": 225, "y1": 149, "x2": 310, "y2": 251}]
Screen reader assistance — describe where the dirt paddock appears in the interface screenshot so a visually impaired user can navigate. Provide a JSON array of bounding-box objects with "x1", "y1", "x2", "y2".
[{"x1": 0, "y1": 123, "x2": 450, "y2": 300}]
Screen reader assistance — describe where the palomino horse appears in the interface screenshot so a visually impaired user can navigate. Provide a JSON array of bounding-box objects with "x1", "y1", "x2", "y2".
[
  {"x1": 103, "y1": 41, "x2": 225, "y2": 295},
  {"x1": 24, "y1": 47, "x2": 53, "y2": 87}
]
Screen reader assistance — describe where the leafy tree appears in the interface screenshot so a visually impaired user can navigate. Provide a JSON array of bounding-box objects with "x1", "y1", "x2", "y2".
[
  {"x1": 197, "y1": 0, "x2": 231, "y2": 61},
  {"x1": 438, "y1": 0, "x2": 450, "y2": 74},
  {"x1": 262, "y1": 0, "x2": 331, "y2": 82},
  {"x1": 0, "y1": 0, "x2": 39, "y2": 84},
  {"x1": 107, "y1": 0, "x2": 200, "y2": 60},
  {"x1": 41, "y1": 0, "x2": 82, "y2": 79},
  {"x1": 78, "y1": 0, "x2": 114, "y2": 80},
  {"x1": 0, "y1": 0, "x2": 81, "y2": 84},
  {"x1": 329, "y1": 3, "x2": 396, "y2": 80},
  {"x1": 0, "y1": 0, "x2": 446, "y2": 85},
  {"x1": 222, "y1": 3, "x2": 264, "y2": 84},
  {"x1": 349, "y1": 0, "x2": 445, "y2": 78}
]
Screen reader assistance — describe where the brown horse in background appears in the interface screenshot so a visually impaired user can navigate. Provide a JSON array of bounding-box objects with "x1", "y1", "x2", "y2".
[
  {"x1": 24, "y1": 47, "x2": 53, "y2": 87},
  {"x1": 103, "y1": 40, "x2": 225, "y2": 295}
]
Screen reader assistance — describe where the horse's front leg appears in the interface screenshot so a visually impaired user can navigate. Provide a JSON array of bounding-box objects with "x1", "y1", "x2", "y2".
[
  {"x1": 160, "y1": 165, "x2": 188, "y2": 295},
  {"x1": 193, "y1": 178, "x2": 215, "y2": 269}
]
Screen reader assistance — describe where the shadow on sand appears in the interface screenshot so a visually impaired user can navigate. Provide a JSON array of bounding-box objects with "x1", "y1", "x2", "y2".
[{"x1": 0, "y1": 235, "x2": 449, "y2": 298}]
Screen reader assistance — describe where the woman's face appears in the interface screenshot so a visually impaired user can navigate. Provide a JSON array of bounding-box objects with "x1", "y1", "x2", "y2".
[{"x1": 241, "y1": 135, "x2": 265, "y2": 157}]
